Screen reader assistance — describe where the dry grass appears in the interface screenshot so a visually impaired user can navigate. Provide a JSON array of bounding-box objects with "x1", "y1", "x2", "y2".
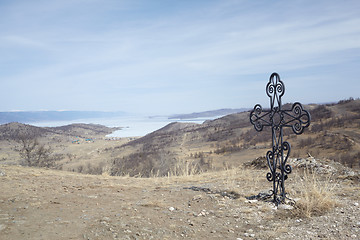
[
  {"x1": 168, "y1": 159, "x2": 201, "y2": 177},
  {"x1": 291, "y1": 170, "x2": 337, "y2": 218},
  {"x1": 219, "y1": 165, "x2": 268, "y2": 196}
]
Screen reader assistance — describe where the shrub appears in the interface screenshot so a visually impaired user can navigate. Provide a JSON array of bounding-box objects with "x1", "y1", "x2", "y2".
[
  {"x1": 310, "y1": 105, "x2": 332, "y2": 121},
  {"x1": 169, "y1": 159, "x2": 201, "y2": 177}
]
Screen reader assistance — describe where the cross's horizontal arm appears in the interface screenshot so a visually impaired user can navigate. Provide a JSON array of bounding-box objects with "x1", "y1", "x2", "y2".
[
  {"x1": 250, "y1": 104, "x2": 272, "y2": 132},
  {"x1": 280, "y1": 102, "x2": 311, "y2": 134}
]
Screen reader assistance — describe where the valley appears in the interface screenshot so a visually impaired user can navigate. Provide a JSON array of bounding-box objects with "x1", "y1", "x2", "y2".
[{"x1": 0, "y1": 99, "x2": 360, "y2": 239}]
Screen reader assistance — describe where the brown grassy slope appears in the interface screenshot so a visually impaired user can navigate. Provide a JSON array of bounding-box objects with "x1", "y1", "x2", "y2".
[
  {"x1": 1, "y1": 99, "x2": 359, "y2": 177},
  {"x1": 0, "y1": 122, "x2": 48, "y2": 141},
  {"x1": 46, "y1": 123, "x2": 121, "y2": 138},
  {"x1": 0, "y1": 123, "x2": 125, "y2": 172},
  {"x1": 0, "y1": 122, "x2": 119, "y2": 141},
  {"x1": 109, "y1": 99, "x2": 360, "y2": 177}
]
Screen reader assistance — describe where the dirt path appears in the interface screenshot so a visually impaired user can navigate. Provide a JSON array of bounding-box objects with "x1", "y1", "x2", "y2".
[{"x1": 0, "y1": 165, "x2": 359, "y2": 240}]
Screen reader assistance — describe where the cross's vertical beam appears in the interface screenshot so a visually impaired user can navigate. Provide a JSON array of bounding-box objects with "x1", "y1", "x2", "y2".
[{"x1": 250, "y1": 73, "x2": 310, "y2": 204}]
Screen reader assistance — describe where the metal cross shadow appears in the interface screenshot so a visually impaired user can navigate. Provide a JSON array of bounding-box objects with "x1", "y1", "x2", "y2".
[{"x1": 250, "y1": 73, "x2": 311, "y2": 205}]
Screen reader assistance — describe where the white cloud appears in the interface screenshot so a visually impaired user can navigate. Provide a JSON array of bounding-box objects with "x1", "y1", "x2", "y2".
[{"x1": 0, "y1": 0, "x2": 360, "y2": 112}]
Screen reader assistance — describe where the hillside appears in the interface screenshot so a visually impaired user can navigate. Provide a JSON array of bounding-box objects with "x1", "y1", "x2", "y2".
[
  {"x1": 0, "y1": 123, "x2": 123, "y2": 171},
  {"x1": 1, "y1": 99, "x2": 359, "y2": 177},
  {"x1": 0, "y1": 122, "x2": 120, "y2": 140},
  {"x1": 0, "y1": 99, "x2": 360, "y2": 239},
  {"x1": 108, "y1": 99, "x2": 360, "y2": 177},
  {"x1": 0, "y1": 159, "x2": 359, "y2": 239}
]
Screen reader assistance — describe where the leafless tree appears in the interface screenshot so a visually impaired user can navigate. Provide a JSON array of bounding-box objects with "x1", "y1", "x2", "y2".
[{"x1": 16, "y1": 134, "x2": 55, "y2": 167}]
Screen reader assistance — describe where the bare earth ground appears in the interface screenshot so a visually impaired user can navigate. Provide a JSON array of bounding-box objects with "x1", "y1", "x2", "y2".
[{"x1": 0, "y1": 162, "x2": 359, "y2": 240}]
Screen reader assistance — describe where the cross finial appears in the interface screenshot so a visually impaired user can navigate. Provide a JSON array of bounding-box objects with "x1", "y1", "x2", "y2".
[{"x1": 266, "y1": 72, "x2": 284, "y2": 110}]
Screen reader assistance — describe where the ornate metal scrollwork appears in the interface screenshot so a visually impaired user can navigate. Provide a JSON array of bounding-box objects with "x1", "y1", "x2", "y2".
[
  {"x1": 250, "y1": 73, "x2": 311, "y2": 205},
  {"x1": 266, "y1": 72, "x2": 285, "y2": 109},
  {"x1": 284, "y1": 102, "x2": 311, "y2": 135}
]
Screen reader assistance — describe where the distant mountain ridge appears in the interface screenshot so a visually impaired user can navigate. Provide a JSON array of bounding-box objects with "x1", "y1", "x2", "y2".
[
  {"x1": 0, "y1": 111, "x2": 126, "y2": 124},
  {"x1": 168, "y1": 108, "x2": 249, "y2": 120},
  {"x1": 0, "y1": 108, "x2": 250, "y2": 124}
]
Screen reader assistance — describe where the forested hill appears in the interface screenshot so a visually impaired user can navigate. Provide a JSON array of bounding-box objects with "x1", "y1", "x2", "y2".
[{"x1": 168, "y1": 108, "x2": 249, "y2": 119}]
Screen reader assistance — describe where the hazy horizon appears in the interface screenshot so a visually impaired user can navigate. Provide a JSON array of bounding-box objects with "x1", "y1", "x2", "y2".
[
  {"x1": 1, "y1": 97, "x2": 353, "y2": 115},
  {"x1": 1, "y1": 0, "x2": 360, "y2": 115}
]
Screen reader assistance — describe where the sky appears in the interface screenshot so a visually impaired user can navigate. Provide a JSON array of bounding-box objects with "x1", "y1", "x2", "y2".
[{"x1": 1, "y1": 0, "x2": 360, "y2": 115}]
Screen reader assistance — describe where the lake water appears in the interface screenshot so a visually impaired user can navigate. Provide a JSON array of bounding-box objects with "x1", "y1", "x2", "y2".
[{"x1": 31, "y1": 115, "x2": 220, "y2": 137}]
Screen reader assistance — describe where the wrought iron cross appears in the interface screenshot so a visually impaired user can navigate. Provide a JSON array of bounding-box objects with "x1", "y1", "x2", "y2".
[{"x1": 250, "y1": 73, "x2": 310, "y2": 204}]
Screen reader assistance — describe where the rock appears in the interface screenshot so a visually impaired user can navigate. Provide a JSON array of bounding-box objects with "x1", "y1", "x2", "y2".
[
  {"x1": 0, "y1": 169, "x2": 5, "y2": 176},
  {"x1": 0, "y1": 224, "x2": 6, "y2": 232},
  {"x1": 244, "y1": 232, "x2": 255, "y2": 237},
  {"x1": 278, "y1": 204, "x2": 294, "y2": 210},
  {"x1": 0, "y1": 213, "x2": 9, "y2": 220},
  {"x1": 289, "y1": 157, "x2": 337, "y2": 174},
  {"x1": 195, "y1": 209, "x2": 209, "y2": 217},
  {"x1": 168, "y1": 207, "x2": 175, "y2": 212},
  {"x1": 245, "y1": 156, "x2": 268, "y2": 169},
  {"x1": 270, "y1": 204, "x2": 278, "y2": 210},
  {"x1": 192, "y1": 195, "x2": 202, "y2": 201}
]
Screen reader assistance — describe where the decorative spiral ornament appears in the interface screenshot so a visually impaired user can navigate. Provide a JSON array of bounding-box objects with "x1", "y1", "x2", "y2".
[
  {"x1": 290, "y1": 102, "x2": 311, "y2": 135},
  {"x1": 282, "y1": 141, "x2": 290, "y2": 151},
  {"x1": 266, "y1": 150, "x2": 274, "y2": 173},
  {"x1": 266, "y1": 73, "x2": 285, "y2": 100},
  {"x1": 266, "y1": 172, "x2": 273, "y2": 182},
  {"x1": 254, "y1": 121, "x2": 262, "y2": 131},
  {"x1": 268, "y1": 84, "x2": 274, "y2": 94},
  {"x1": 293, "y1": 103, "x2": 302, "y2": 116},
  {"x1": 254, "y1": 104, "x2": 262, "y2": 115},
  {"x1": 276, "y1": 83, "x2": 284, "y2": 95},
  {"x1": 282, "y1": 141, "x2": 291, "y2": 166},
  {"x1": 266, "y1": 150, "x2": 274, "y2": 159},
  {"x1": 250, "y1": 104, "x2": 264, "y2": 132},
  {"x1": 284, "y1": 164, "x2": 292, "y2": 174},
  {"x1": 293, "y1": 122, "x2": 302, "y2": 133}
]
